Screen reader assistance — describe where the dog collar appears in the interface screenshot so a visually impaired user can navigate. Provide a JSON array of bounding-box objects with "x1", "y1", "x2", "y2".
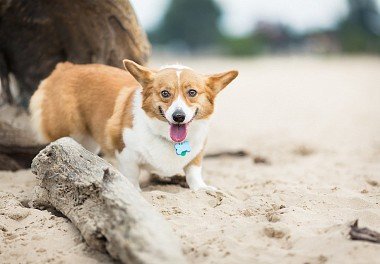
[{"x1": 174, "y1": 141, "x2": 191, "y2": 156}]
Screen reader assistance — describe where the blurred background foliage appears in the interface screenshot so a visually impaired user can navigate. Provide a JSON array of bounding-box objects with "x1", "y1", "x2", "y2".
[
  {"x1": 150, "y1": 0, "x2": 222, "y2": 50},
  {"x1": 148, "y1": 0, "x2": 380, "y2": 55}
]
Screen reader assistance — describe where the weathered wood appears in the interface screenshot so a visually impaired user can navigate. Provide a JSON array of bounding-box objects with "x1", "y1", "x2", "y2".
[
  {"x1": 31, "y1": 137, "x2": 185, "y2": 264},
  {"x1": 349, "y1": 220, "x2": 380, "y2": 244},
  {"x1": 0, "y1": 153, "x2": 21, "y2": 171},
  {"x1": 0, "y1": 105, "x2": 45, "y2": 170},
  {"x1": 0, "y1": 0, "x2": 151, "y2": 106}
]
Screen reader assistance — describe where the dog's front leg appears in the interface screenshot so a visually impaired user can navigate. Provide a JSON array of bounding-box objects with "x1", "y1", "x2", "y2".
[
  {"x1": 184, "y1": 152, "x2": 216, "y2": 191},
  {"x1": 116, "y1": 148, "x2": 141, "y2": 191}
]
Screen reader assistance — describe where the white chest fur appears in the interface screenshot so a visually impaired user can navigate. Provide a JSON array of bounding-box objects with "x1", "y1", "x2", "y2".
[{"x1": 118, "y1": 90, "x2": 209, "y2": 177}]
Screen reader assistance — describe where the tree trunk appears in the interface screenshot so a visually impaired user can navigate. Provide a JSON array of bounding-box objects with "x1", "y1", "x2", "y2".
[
  {"x1": 0, "y1": 0, "x2": 151, "y2": 106},
  {"x1": 31, "y1": 137, "x2": 185, "y2": 264}
]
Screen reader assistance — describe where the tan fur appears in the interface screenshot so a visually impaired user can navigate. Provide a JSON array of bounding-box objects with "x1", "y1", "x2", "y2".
[
  {"x1": 31, "y1": 60, "x2": 237, "y2": 162},
  {"x1": 186, "y1": 148, "x2": 204, "y2": 167},
  {"x1": 143, "y1": 68, "x2": 234, "y2": 120},
  {"x1": 123, "y1": 60, "x2": 238, "y2": 122},
  {"x1": 30, "y1": 62, "x2": 138, "y2": 155},
  {"x1": 105, "y1": 87, "x2": 135, "y2": 152}
]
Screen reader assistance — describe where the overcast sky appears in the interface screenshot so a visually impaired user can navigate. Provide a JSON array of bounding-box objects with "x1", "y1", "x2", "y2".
[{"x1": 130, "y1": 0, "x2": 380, "y2": 36}]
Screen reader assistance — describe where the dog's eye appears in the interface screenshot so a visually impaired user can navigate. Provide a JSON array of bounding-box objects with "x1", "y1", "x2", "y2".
[
  {"x1": 188, "y1": 89, "x2": 197, "y2": 97},
  {"x1": 161, "y1": 90, "x2": 171, "y2": 98}
]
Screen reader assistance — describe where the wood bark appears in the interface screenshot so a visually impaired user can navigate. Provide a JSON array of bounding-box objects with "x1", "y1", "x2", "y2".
[
  {"x1": 349, "y1": 220, "x2": 380, "y2": 244},
  {"x1": 0, "y1": 105, "x2": 45, "y2": 170},
  {"x1": 0, "y1": 0, "x2": 151, "y2": 106},
  {"x1": 31, "y1": 137, "x2": 185, "y2": 264}
]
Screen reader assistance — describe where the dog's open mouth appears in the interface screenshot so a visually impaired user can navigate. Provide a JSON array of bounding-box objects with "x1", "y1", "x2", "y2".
[
  {"x1": 170, "y1": 123, "x2": 188, "y2": 142},
  {"x1": 159, "y1": 107, "x2": 198, "y2": 143}
]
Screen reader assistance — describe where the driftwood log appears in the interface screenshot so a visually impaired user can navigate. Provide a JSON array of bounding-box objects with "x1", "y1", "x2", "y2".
[
  {"x1": 0, "y1": 105, "x2": 45, "y2": 170},
  {"x1": 31, "y1": 137, "x2": 185, "y2": 264},
  {"x1": 0, "y1": 0, "x2": 150, "y2": 106}
]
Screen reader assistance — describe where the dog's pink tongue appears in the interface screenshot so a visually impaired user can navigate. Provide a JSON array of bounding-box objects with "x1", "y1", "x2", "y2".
[{"x1": 170, "y1": 124, "x2": 187, "y2": 142}]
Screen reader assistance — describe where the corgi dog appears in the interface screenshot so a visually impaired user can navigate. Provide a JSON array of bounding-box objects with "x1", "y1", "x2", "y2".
[{"x1": 30, "y1": 60, "x2": 238, "y2": 190}]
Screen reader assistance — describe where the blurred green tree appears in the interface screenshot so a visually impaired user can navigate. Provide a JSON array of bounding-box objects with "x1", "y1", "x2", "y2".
[
  {"x1": 150, "y1": 0, "x2": 222, "y2": 50},
  {"x1": 222, "y1": 22, "x2": 296, "y2": 56},
  {"x1": 338, "y1": 0, "x2": 380, "y2": 53}
]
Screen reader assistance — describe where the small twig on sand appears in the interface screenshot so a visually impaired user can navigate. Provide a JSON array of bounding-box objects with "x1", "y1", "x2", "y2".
[
  {"x1": 204, "y1": 150, "x2": 271, "y2": 165},
  {"x1": 253, "y1": 155, "x2": 270, "y2": 165},
  {"x1": 204, "y1": 150, "x2": 248, "y2": 159},
  {"x1": 349, "y1": 219, "x2": 380, "y2": 243}
]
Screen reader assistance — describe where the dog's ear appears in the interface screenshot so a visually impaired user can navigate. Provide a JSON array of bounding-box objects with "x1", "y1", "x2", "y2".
[
  {"x1": 206, "y1": 70, "x2": 238, "y2": 94},
  {"x1": 123, "y1": 59, "x2": 155, "y2": 87}
]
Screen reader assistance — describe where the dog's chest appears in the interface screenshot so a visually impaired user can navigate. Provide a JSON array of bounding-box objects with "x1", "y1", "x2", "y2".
[{"x1": 122, "y1": 125, "x2": 206, "y2": 176}]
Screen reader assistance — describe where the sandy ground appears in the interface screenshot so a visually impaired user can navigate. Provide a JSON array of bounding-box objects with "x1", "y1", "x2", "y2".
[{"x1": 1, "y1": 56, "x2": 380, "y2": 263}]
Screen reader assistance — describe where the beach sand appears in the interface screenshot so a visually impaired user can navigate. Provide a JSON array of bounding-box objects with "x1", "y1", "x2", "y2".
[{"x1": 1, "y1": 56, "x2": 379, "y2": 263}]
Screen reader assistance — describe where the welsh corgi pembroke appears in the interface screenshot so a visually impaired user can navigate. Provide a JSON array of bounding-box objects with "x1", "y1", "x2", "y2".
[{"x1": 30, "y1": 60, "x2": 238, "y2": 190}]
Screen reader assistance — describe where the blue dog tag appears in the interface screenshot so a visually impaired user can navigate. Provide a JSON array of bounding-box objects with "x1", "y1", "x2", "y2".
[{"x1": 174, "y1": 141, "x2": 191, "y2": 156}]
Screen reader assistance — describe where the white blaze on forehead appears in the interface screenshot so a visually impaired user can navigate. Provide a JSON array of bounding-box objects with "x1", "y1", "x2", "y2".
[
  {"x1": 160, "y1": 64, "x2": 195, "y2": 124},
  {"x1": 176, "y1": 69, "x2": 181, "y2": 87},
  {"x1": 159, "y1": 63, "x2": 192, "y2": 90}
]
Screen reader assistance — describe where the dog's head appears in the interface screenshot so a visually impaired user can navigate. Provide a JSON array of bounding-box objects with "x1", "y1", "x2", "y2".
[{"x1": 123, "y1": 59, "x2": 238, "y2": 142}]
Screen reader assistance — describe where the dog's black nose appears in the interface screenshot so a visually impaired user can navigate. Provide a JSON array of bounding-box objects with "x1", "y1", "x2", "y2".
[{"x1": 172, "y1": 109, "x2": 186, "y2": 123}]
